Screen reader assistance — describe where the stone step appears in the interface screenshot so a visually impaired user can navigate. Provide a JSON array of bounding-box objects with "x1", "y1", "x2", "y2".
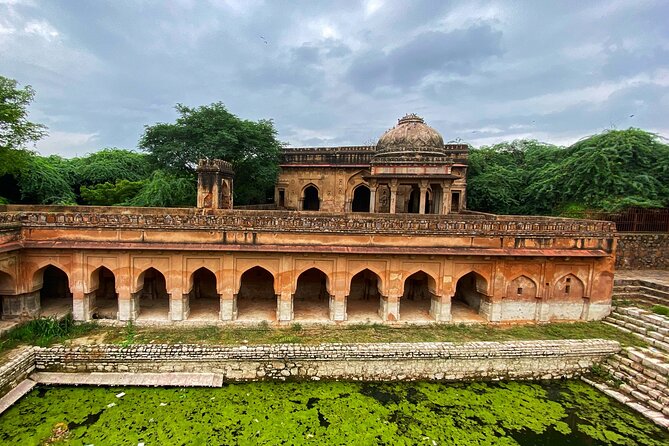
[
  {"x1": 606, "y1": 312, "x2": 669, "y2": 337},
  {"x1": 0, "y1": 379, "x2": 36, "y2": 415},
  {"x1": 606, "y1": 368, "x2": 669, "y2": 414},
  {"x1": 613, "y1": 285, "x2": 669, "y2": 300},
  {"x1": 582, "y1": 377, "x2": 669, "y2": 428},
  {"x1": 30, "y1": 372, "x2": 224, "y2": 387},
  {"x1": 605, "y1": 357, "x2": 669, "y2": 400},
  {"x1": 615, "y1": 307, "x2": 669, "y2": 330},
  {"x1": 603, "y1": 319, "x2": 669, "y2": 353},
  {"x1": 614, "y1": 279, "x2": 669, "y2": 294},
  {"x1": 624, "y1": 348, "x2": 669, "y2": 377},
  {"x1": 611, "y1": 291, "x2": 669, "y2": 306}
]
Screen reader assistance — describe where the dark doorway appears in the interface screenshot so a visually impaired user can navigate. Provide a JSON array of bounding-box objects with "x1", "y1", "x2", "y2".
[
  {"x1": 278, "y1": 189, "x2": 285, "y2": 208},
  {"x1": 189, "y1": 268, "x2": 219, "y2": 320},
  {"x1": 451, "y1": 191, "x2": 460, "y2": 212},
  {"x1": 137, "y1": 267, "x2": 169, "y2": 320},
  {"x1": 40, "y1": 265, "x2": 72, "y2": 316},
  {"x1": 454, "y1": 272, "x2": 486, "y2": 312},
  {"x1": 351, "y1": 185, "x2": 371, "y2": 212},
  {"x1": 302, "y1": 185, "x2": 320, "y2": 211},
  {"x1": 294, "y1": 268, "x2": 329, "y2": 321},
  {"x1": 401, "y1": 271, "x2": 434, "y2": 321},
  {"x1": 93, "y1": 267, "x2": 117, "y2": 319},
  {"x1": 347, "y1": 269, "x2": 382, "y2": 322},
  {"x1": 407, "y1": 187, "x2": 420, "y2": 213},
  {"x1": 237, "y1": 266, "x2": 276, "y2": 321}
]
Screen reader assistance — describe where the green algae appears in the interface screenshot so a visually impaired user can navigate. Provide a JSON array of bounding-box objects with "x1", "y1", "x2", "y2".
[{"x1": 0, "y1": 380, "x2": 666, "y2": 445}]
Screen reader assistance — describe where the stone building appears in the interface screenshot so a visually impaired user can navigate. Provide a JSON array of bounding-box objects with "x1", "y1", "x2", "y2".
[
  {"x1": 275, "y1": 114, "x2": 467, "y2": 214},
  {"x1": 0, "y1": 115, "x2": 616, "y2": 325}
]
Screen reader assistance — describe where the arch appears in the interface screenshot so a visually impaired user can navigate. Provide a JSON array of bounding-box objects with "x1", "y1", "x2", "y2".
[
  {"x1": 346, "y1": 265, "x2": 386, "y2": 297},
  {"x1": 302, "y1": 184, "x2": 320, "y2": 211},
  {"x1": 90, "y1": 266, "x2": 118, "y2": 319},
  {"x1": 0, "y1": 270, "x2": 16, "y2": 295},
  {"x1": 351, "y1": 184, "x2": 371, "y2": 213},
  {"x1": 553, "y1": 273, "x2": 585, "y2": 299},
  {"x1": 347, "y1": 268, "x2": 383, "y2": 322},
  {"x1": 407, "y1": 187, "x2": 420, "y2": 213},
  {"x1": 454, "y1": 271, "x2": 489, "y2": 316},
  {"x1": 135, "y1": 266, "x2": 168, "y2": 293},
  {"x1": 188, "y1": 267, "x2": 219, "y2": 320},
  {"x1": 235, "y1": 264, "x2": 279, "y2": 295},
  {"x1": 293, "y1": 267, "x2": 330, "y2": 321},
  {"x1": 237, "y1": 266, "x2": 277, "y2": 321},
  {"x1": 400, "y1": 270, "x2": 437, "y2": 322},
  {"x1": 136, "y1": 267, "x2": 169, "y2": 320},
  {"x1": 506, "y1": 275, "x2": 538, "y2": 299},
  {"x1": 30, "y1": 260, "x2": 71, "y2": 293},
  {"x1": 37, "y1": 265, "x2": 73, "y2": 317},
  {"x1": 501, "y1": 275, "x2": 538, "y2": 321}
]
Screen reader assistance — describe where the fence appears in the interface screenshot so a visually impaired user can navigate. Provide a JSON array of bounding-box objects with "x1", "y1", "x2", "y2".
[{"x1": 570, "y1": 208, "x2": 669, "y2": 232}]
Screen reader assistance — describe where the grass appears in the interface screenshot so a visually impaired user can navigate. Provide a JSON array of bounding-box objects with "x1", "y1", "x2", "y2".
[
  {"x1": 651, "y1": 305, "x2": 669, "y2": 317},
  {"x1": 0, "y1": 314, "x2": 98, "y2": 357},
  {"x1": 92, "y1": 321, "x2": 645, "y2": 348}
]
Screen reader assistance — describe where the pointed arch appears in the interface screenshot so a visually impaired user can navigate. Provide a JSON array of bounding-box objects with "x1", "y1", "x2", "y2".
[
  {"x1": 188, "y1": 267, "x2": 218, "y2": 296},
  {"x1": 400, "y1": 270, "x2": 437, "y2": 322},
  {"x1": 553, "y1": 274, "x2": 585, "y2": 299},
  {"x1": 188, "y1": 267, "x2": 219, "y2": 320},
  {"x1": 0, "y1": 270, "x2": 16, "y2": 295},
  {"x1": 293, "y1": 267, "x2": 330, "y2": 321},
  {"x1": 346, "y1": 265, "x2": 386, "y2": 297},
  {"x1": 351, "y1": 184, "x2": 371, "y2": 213},
  {"x1": 136, "y1": 267, "x2": 169, "y2": 320},
  {"x1": 237, "y1": 266, "x2": 277, "y2": 321},
  {"x1": 347, "y1": 268, "x2": 383, "y2": 322},
  {"x1": 36, "y1": 264, "x2": 73, "y2": 317},
  {"x1": 454, "y1": 271, "x2": 489, "y2": 316},
  {"x1": 506, "y1": 275, "x2": 538, "y2": 299},
  {"x1": 90, "y1": 266, "x2": 118, "y2": 319},
  {"x1": 301, "y1": 184, "x2": 320, "y2": 211}
]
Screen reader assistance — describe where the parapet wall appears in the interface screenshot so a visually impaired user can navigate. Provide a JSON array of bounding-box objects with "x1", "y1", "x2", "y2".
[
  {"x1": 34, "y1": 340, "x2": 619, "y2": 382},
  {"x1": 616, "y1": 233, "x2": 669, "y2": 270}
]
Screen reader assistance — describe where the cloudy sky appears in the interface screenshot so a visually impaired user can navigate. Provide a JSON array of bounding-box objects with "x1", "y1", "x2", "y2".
[{"x1": 1, "y1": 0, "x2": 668, "y2": 157}]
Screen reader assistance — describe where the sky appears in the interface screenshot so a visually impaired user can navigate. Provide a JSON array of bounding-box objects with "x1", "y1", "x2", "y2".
[{"x1": 1, "y1": 0, "x2": 668, "y2": 158}]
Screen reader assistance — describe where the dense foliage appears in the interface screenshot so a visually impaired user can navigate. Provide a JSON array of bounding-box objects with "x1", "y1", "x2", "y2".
[
  {"x1": 467, "y1": 129, "x2": 669, "y2": 215},
  {"x1": 139, "y1": 102, "x2": 282, "y2": 205}
]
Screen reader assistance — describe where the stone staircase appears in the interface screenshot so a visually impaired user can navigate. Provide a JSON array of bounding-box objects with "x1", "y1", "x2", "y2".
[
  {"x1": 613, "y1": 278, "x2": 669, "y2": 307},
  {"x1": 599, "y1": 305, "x2": 669, "y2": 427}
]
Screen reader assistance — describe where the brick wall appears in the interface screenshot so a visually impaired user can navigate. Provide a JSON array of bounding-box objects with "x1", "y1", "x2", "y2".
[
  {"x1": 616, "y1": 233, "x2": 669, "y2": 270},
  {"x1": 0, "y1": 347, "x2": 36, "y2": 398}
]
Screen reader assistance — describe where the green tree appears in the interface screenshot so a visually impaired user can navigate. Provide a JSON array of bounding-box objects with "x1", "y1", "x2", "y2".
[
  {"x1": 80, "y1": 180, "x2": 146, "y2": 206},
  {"x1": 16, "y1": 155, "x2": 76, "y2": 204},
  {"x1": 139, "y1": 102, "x2": 282, "y2": 205},
  {"x1": 68, "y1": 148, "x2": 152, "y2": 187},
  {"x1": 0, "y1": 75, "x2": 47, "y2": 152},
  {"x1": 128, "y1": 170, "x2": 196, "y2": 207}
]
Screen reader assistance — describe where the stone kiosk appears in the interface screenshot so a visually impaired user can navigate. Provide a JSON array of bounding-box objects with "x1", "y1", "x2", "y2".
[{"x1": 0, "y1": 115, "x2": 616, "y2": 325}]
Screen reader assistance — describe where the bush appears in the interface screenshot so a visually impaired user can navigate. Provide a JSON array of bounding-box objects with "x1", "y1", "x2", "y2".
[{"x1": 651, "y1": 305, "x2": 669, "y2": 317}]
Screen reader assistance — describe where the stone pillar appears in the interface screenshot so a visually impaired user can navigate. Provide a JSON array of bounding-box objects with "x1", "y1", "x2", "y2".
[
  {"x1": 536, "y1": 298, "x2": 550, "y2": 322},
  {"x1": 485, "y1": 297, "x2": 501, "y2": 322},
  {"x1": 277, "y1": 291, "x2": 293, "y2": 322},
  {"x1": 118, "y1": 290, "x2": 138, "y2": 321},
  {"x1": 329, "y1": 294, "x2": 346, "y2": 321},
  {"x1": 220, "y1": 294, "x2": 236, "y2": 321},
  {"x1": 430, "y1": 294, "x2": 452, "y2": 322},
  {"x1": 369, "y1": 182, "x2": 377, "y2": 213},
  {"x1": 419, "y1": 182, "x2": 428, "y2": 215},
  {"x1": 72, "y1": 288, "x2": 92, "y2": 321},
  {"x1": 441, "y1": 181, "x2": 451, "y2": 215},
  {"x1": 1, "y1": 292, "x2": 40, "y2": 319},
  {"x1": 389, "y1": 180, "x2": 398, "y2": 214},
  {"x1": 379, "y1": 295, "x2": 400, "y2": 321},
  {"x1": 169, "y1": 293, "x2": 189, "y2": 321}
]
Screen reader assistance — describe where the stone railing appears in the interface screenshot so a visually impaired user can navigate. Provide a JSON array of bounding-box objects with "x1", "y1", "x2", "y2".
[{"x1": 0, "y1": 205, "x2": 616, "y2": 237}]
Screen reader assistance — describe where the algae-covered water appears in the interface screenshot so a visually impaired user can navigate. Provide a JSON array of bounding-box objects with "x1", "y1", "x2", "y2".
[{"x1": 0, "y1": 380, "x2": 666, "y2": 445}]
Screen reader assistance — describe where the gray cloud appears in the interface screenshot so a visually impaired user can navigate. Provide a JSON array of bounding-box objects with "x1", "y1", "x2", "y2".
[{"x1": 0, "y1": 0, "x2": 667, "y2": 157}]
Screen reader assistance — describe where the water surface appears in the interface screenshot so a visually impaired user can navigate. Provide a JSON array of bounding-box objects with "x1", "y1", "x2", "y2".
[{"x1": 0, "y1": 380, "x2": 666, "y2": 445}]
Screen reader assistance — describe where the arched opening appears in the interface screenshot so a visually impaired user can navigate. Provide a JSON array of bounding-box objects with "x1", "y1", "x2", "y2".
[
  {"x1": 407, "y1": 187, "x2": 420, "y2": 213},
  {"x1": 549, "y1": 274, "x2": 586, "y2": 320},
  {"x1": 453, "y1": 272, "x2": 489, "y2": 321},
  {"x1": 188, "y1": 268, "x2": 219, "y2": 320},
  {"x1": 293, "y1": 268, "x2": 330, "y2": 321},
  {"x1": 502, "y1": 275, "x2": 538, "y2": 321},
  {"x1": 39, "y1": 265, "x2": 72, "y2": 317},
  {"x1": 401, "y1": 271, "x2": 435, "y2": 322},
  {"x1": 0, "y1": 271, "x2": 15, "y2": 319},
  {"x1": 347, "y1": 269, "x2": 382, "y2": 322},
  {"x1": 136, "y1": 268, "x2": 169, "y2": 320},
  {"x1": 302, "y1": 185, "x2": 320, "y2": 211},
  {"x1": 237, "y1": 267, "x2": 276, "y2": 321},
  {"x1": 91, "y1": 267, "x2": 117, "y2": 319},
  {"x1": 351, "y1": 185, "x2": 371, "y2": 212}
]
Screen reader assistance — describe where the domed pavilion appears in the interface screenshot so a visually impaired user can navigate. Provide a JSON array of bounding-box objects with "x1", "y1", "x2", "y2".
[{"x1": 275, "y1": 114, "x2": 468, "y2": 214}]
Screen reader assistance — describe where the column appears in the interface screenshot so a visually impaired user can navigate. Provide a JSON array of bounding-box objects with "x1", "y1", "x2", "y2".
[
  {"x1": 389, "y1": 180, "x2": 398, "y2": 214},
  {"x1": 369, "y1": 181, "x2": 377, "y2": 213},
  {"x1": 379, "y1": 295, "x2": 400, "y2": 321},
  {"x1": 118, "y1": 289, "x2": 138, "y2": 321},
  {"x1": 430, "y1": 294, "x2": 452, "y2": 322},
  {"x1": 220, "y1": 293, "x2": 235, "y2": 321},
  {"x1": 277, "y1": 290, "x2": 293, "y2": 322},
  {"x1": 329, "y1": 294, "x2": 346, "y2": 321},
  {"x1": 169, "y1": 288, "x2": 187, "y2": 321},
  {"x1": 441, "y1": 181, "x2": 451, "y2": 215},
  {"x1": 418, "y1": 181, "x2": 428, "y2": 215}
]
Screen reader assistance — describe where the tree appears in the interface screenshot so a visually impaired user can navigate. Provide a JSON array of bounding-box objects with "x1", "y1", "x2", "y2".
[
  {"x1": 80, "y1": 180, "x2": 145, "y2": 206},
  {"x1": 139, "y1": 102, "x2": 282, "y2": 205},
  {"x1": 67, "y1": 148, "x2": 152, "y2": 187},
  {"x1": 0, "y1": 75, "x2": 47, "y2": 152}
]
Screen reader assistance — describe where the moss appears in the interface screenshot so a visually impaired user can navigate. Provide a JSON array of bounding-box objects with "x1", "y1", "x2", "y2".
[{"x1": 0, "y1": 380, "x2": 666, "y2": 445}]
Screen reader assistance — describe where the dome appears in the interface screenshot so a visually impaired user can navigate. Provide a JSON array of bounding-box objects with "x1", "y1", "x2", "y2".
[{"x1": 374, "y1": 114, "x2": 446, "y2": 160}]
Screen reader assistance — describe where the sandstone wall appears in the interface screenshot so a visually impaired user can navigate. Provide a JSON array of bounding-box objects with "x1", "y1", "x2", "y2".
[
  {"x1": 35, "y1": 340, "x2": 619, "y2": 382},
  {"x1": 616, "y1": 233, "x2": 669, "y2": 270},
  {"x1": 0, "y1": 347, "x2": 35, "y2": 398}
]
